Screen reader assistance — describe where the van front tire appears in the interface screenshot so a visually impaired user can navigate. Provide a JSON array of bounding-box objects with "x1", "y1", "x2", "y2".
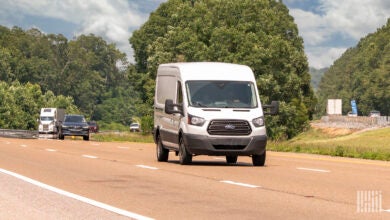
[
  {"x1": 179, "y1": 137, "x2": 192, "y2": 165},
  {"x1": 156, "y1": 135, "x2": 169, "y2": 162},
  {"x1": 252, "y1": 151, "x2": 266, "y2": 166}
]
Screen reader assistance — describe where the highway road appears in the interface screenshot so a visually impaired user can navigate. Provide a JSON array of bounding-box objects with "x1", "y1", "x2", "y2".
[{"x1": 0, "y1": 137, "x2": 389, "y2": 219}]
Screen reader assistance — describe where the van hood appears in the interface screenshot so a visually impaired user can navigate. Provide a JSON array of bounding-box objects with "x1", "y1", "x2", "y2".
[{"x1": 187, "y1": 107, "x2": 263, "y2": 121}]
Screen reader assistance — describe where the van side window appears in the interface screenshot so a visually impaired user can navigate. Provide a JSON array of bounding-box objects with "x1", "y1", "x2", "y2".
[
  {"x1": 177, "y1": 81, "x2": 183, "y2": 104},
  {"x1": 156, "y1": 76, "x2": 176, "y2": 105}
]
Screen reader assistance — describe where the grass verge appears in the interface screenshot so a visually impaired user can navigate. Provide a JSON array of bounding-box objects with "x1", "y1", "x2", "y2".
[
  {"x1": 267, "y1": 127, "x2": 390, "y2": 161},
  {"x1": 91, "y1": 131, "x2": 153, "y2": 143}
]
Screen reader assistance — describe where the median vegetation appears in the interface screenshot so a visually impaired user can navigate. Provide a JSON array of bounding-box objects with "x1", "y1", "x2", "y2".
[
  {"x1": 268, "y1": 126, "x2": 390, "y2": 161},
  {"x1": 91, "y1": 132, "x2": 153, "y2": 143}
]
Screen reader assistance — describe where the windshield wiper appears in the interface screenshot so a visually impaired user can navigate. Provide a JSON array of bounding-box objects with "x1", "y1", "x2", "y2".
[{"x1": 194, "y1": 102, "x2": 207, "y2": 107}]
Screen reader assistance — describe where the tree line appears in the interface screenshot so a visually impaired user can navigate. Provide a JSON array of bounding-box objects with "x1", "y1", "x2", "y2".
[
  {"x1": 0, "y1": 26, "x2": 142, "y2": 130},
  {"x1": 317, "y1": 19, "x2": 390, "y2": 116},
  {"x1": 1, "y1": 0, "x2": 319, "y2": 140}
]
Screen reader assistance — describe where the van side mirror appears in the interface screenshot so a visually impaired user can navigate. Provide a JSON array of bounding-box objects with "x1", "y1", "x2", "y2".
[
  {"x1": 165, "y1": 99, "x2": 183, "y2": 115},
  {"x1": 263, "y1": 101, "x2": 279, "y2": 116}
]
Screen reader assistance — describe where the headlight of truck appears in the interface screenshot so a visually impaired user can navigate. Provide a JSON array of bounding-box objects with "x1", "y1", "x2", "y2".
[
  {"x1": 188, "y1": 114, "x2": 205, "y2": 126},
  {"x1": 252, "y1": 116, "x2": 265, "y2": 127}
]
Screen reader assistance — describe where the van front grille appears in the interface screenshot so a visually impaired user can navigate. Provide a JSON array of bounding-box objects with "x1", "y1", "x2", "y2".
[{"x1": 207, "y1": 120, "x2": 251, "y2": 136}]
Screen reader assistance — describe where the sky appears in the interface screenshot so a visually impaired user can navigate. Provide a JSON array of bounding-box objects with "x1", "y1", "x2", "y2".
[{"x1": 0, "y1": 0, "x2": 389, "y2": 69}]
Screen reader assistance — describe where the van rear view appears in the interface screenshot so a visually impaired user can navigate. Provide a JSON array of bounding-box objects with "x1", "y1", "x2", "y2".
[{"x1": 153, "y1": 62, "x2": 278, "y2": 166}]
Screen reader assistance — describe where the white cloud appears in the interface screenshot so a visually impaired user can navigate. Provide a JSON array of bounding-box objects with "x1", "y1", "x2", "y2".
[
  {"x1": 306, "y1": 47, "x2": 347, "y2": 69},
  {"x1": 320, "y1": 0, "x2": 390, "y2": 39},
  {"x1": 289, "y1": 9, "x2": 329, "y2": 46},
  {"x1": 288, "y1": 0, "x2": 390, "y2": 68},
  {"x1": 0, "y1": 0, "x2": 149, "y2": 62}
]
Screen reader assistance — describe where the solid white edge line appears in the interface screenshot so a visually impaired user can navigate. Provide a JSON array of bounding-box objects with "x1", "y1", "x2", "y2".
[
  {"x1": 220, "y1": 180, "x2": 260, "y2": 188},
  {"x1": 82, "y1": 155, "x2": 98, "y2": 159},
  {"x1": 0, "y1": 168, "x2": 154, "y2": 220},
  {"x1": 297, "y1": 167, "x2": 330, "y2": 173},
  {"x1": 136, "y1": 165, "x2": 159, "y2": 170},
  {"x1": 20, "y1": 144, "x2": 27, "y2": 147}
]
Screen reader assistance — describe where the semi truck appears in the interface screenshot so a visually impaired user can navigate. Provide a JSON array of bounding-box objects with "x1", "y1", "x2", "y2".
[{"x1": 38, "y1": 108, "x2": 65, "y2": 138}]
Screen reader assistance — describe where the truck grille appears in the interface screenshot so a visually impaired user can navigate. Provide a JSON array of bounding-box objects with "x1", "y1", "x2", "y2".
[
  {"x1": 207, "y1": 120, "x2": 251, "y2": 136},
  {"x1": 43, "y1": 124, "x2": 49, "y2": 131}
]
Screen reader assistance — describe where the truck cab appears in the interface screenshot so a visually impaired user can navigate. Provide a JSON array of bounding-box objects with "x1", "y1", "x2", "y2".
[{"x1": 38, "y1": 108, "x2": 65, "y2": 136}]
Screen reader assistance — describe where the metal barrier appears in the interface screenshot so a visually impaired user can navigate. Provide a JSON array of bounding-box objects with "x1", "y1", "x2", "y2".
[
  {"x1": 0, "y1": 129, "x2": 38, "y2": 139},
  {"x1": 321, "y1": 116, "x2": 390, "y2": 129}
]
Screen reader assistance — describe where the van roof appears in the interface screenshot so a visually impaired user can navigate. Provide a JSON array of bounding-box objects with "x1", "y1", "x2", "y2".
[{"x1": 158, "y1": 62, "x2": 255, "y2": 81}]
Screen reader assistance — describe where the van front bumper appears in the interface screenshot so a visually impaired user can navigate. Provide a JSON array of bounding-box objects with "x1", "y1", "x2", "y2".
[{"x1": 182, "y1": 133, "x2": 267, "y2": 156}]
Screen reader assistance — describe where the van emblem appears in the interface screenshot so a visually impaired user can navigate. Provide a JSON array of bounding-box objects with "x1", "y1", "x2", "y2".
[{"x1": 225, "y1": 124, "x2": 235, "y2": 130}]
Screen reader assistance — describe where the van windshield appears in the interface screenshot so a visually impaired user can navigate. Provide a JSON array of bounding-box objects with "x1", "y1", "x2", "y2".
[{"x1": 186, "y1": 81, "x2": 258, "y2": 108}]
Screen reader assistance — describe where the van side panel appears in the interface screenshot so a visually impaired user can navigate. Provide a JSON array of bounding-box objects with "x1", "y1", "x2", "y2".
[{"x1": 154, "y1": 67, "x2": 181, "y2": 148}]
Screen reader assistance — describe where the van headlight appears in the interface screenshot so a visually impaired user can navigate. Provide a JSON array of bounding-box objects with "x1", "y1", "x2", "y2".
[
  {"x1": 188, "y1": 114, "x2": 205, "y2": 126},
  {"x1": 252, "y1": 116, "x2": 265, "y2": 127}
]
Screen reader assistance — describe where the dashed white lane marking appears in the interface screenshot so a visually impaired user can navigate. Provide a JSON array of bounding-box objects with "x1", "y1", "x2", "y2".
[
  {"x1": 136, "y1": 165, "x2": 159, "y2": 170},
  {"x1": 20, "y1": 144, "x2": 27, "y2": 148},
  {"x1": 220, "y1": 180, "x2": 260, "y2": 188},
  {"x1": 82, "y1": 155, "x2": 98, "y2": 159},
  {"x1": 117, "y1": 146, "x2": 129, "y2": 149},
  {"x1": 0, "y1": 168, "x2": 154, "y2": 220},
  {"x1": 91, "y1": 143, "x2": 100, "y2": 146},
  {"x1": 297, "y1": 167, "x2": 330, "y2": 173},
  {"x1": 46, "y1": 149, "x2": 57, "y2": 152},
  {"x1": 213, "y1": 157, "x2": 224, "y2": 160},
  {"x1": 382, "y1": 209, "x2": 390, "y2": 212}
]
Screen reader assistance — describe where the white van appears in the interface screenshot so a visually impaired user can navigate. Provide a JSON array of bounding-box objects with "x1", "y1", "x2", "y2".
[{"x1": 153, "y1": 62, "x2": 278, "y2": 166}]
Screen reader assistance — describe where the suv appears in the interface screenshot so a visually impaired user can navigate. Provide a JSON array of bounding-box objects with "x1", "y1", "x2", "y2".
[
  {"x1": 59, "y1": 114, "x2": 90, "y2": 141},
  {"x1": 369, "y1": 110, "x2": 380, "y2": 117},
  {"x1": 88, "y1": 121, "x2": 99, "y2": 133},
  {"x1": 130, "y1": 123, "x2": 140, "y2": 132}
]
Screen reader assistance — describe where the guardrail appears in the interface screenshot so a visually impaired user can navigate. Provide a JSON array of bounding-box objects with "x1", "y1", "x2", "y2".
[
  {"x1": 321, "y1": 115, "x2": 390, "y2": 129},
  {"x1": 0, "y1": 129, "x2": 38, "y2": 139}
]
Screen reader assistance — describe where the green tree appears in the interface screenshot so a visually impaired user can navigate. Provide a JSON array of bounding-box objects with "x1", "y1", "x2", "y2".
[{"x1": 130, "y1": 0, "x2": 316, "y2": 139}]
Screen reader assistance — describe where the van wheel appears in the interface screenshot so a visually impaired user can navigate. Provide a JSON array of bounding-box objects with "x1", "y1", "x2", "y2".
[
  {"x1": 179, "y1": 137, "x2": 192, "y2": 165},
  {"x1": 252, "y1": 151, "x2": 266, "y2": 166},
  {"x1": 226, "y1": 155, "x2": 238, "y2": 164},
  {"x1": 83, "y1": 135, "x2": 89, "y2": 141},
  {"x1": 59, "y1": 133, "x2": 64, "y2": 140},
  {"x1": 156, "y1": 135, "x2": 169, "y2": 162}
]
